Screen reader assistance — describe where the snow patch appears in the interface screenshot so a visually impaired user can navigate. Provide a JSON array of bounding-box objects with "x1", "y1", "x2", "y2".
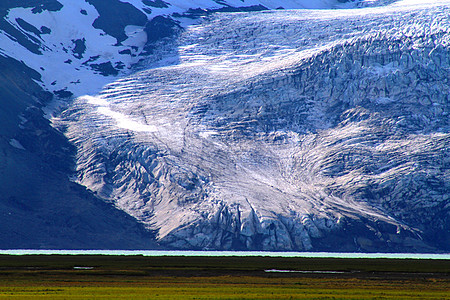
[
  {"x1": 9, "y1": 139, "x2": 25, "y2": 150},
  {"x1": 97, "y1": 107, "x2": 158, "y2": 133},
  {"x1": 81, "y1": 95, "x2": 157, "y2": 133}
]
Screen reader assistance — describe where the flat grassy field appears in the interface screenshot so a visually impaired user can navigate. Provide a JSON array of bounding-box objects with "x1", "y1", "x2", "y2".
[{"x1": 0, "y1": 255, "x2": 448, "y2": 299}]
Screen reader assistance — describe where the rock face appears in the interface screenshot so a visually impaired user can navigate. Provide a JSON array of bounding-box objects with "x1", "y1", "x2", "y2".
[{"x1": 62, "y1": 1, "x2": 450, "y2": 252}]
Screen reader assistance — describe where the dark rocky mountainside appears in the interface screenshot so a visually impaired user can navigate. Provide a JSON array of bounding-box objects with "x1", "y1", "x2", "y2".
[{"x1": 0, "y1": 54, "x2": 158, "y2": 249}]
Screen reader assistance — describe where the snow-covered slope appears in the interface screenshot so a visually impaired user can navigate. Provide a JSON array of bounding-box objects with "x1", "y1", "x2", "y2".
[
  {"x1": 0, "y1": 0, "x2": 365, "y2": 100},
  {"x1": 59, "y1": 0, "x2": 450, "y2": 251}
]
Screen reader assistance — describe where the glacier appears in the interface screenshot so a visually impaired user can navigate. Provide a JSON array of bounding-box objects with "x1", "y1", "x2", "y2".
[
  {"x1": 0, "y1": 0, "x2": 365, "y2": 100},
  {"x1": 56, "y1": 0, "x2": 450, "y2": 251}
]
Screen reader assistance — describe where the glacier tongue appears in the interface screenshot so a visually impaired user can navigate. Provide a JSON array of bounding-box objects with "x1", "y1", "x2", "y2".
[{"x1": 61, "y1": 2, "x2": 450, "y2": 251}]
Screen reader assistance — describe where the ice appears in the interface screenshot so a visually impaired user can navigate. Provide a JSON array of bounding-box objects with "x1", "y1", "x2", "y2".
[{"x1": 58, "y1": 0, "x2": 450, "y2": 251}]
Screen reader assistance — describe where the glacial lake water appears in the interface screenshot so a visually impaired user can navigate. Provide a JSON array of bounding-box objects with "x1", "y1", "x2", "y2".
[{"x1": 0, "y1": 250, "x2": 449, "y2": 259}]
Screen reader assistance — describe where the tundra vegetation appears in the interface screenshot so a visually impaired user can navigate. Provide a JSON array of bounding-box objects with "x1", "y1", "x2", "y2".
[{"x1": 0, "y1": 255, "x2": 448, "y2": 299}]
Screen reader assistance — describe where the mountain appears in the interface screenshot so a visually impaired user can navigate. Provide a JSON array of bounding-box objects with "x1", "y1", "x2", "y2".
[
  {"x1": 1, "y1": 0, "x2": 448, "y2": 252},
  {"x1": 0, "y1": 0, "x2": 363, "y2": 249}
]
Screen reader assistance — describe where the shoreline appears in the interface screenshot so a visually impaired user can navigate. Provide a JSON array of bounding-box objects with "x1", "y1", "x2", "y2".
[{"x1": 0, "y1": 250, "x2": 449, "y2": 260}]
